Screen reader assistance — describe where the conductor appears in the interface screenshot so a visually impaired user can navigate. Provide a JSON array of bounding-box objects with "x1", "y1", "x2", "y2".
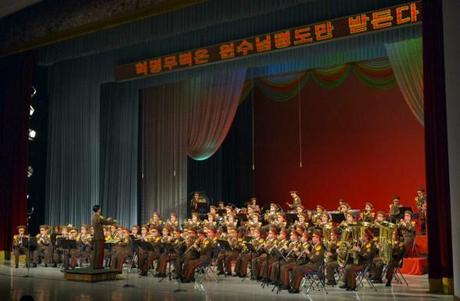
[{"x1": 91, "y1": 205, "x2": 116, "y2": 269}]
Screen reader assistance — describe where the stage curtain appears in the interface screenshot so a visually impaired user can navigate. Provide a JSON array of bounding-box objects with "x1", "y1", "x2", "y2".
[
  {"x1": 0, "y1": 53, "x2": 33, "y2": 251},
  {"x1": 45, "y1": 56, "x2": 112, "y2": 226},
  {"x1": 142, "y1": 83, "x2": 189, "y2": 222},
  {"x1": 385, "y1": 38, "x2": 424, "y2": 125},
  {"x1": 186, "y1": 69, "x2": 247, "y2": 160},
  {"x1": 99, "y1": 84, "x2": 139, "y2": 227}
]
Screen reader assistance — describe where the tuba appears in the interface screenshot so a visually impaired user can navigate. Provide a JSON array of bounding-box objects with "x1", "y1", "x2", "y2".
[{"x1": 378, "y1": 221, "x2": 396, "y2": 264}]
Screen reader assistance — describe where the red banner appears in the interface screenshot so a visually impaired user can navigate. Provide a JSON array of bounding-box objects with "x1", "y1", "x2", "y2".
[{"x1": 115, "y1": 1, "x2": 421, "y2": 81}]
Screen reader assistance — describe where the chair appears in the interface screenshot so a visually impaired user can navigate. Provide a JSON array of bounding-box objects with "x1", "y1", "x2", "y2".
[
  {"x1": 354, "y1": 262, "x2": 377, "y2": 291},
  {"x1": 392, "y1": 259, "x2": 409, "y2": 286},
  {"x1": 301, "y1": 263, "x2": 328, "y2": 294}
]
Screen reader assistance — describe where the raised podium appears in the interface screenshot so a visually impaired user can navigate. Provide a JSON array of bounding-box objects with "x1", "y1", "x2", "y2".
[{"x1": 64, "y1": 267, "x2": 122, "y2": 282}]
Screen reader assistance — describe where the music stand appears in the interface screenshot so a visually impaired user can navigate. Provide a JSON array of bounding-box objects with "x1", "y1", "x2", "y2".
[
  {"x1": 331, "y1": 212, "x2": 346, "y2": 224},
  {"x1": 286, "y1": 213, "x2": 298, "y2": 226},
  {"x1": 398, "y1": 207, "x2": 413, "y2": 220},
  {"x1": 62, "y1": 239, "x2": 77, "y2": 271}
]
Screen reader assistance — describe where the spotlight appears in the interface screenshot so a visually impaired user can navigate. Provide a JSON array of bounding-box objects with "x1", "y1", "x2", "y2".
[
  {"x1": 31, "y1": 86, "x2": 37, "y2": 98},
  {"x1": 28, "y1": 129, "x2": 37, "y2": 140},
  {"x1": 27, "y1": 166, "x2": 34, "y2": 178},
  {"x1": 29, "y1": 105, "x2": 35, "y2": 116}
]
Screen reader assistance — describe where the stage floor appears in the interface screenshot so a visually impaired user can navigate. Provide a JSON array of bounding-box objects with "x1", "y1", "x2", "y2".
[{"x1": 0, "y1": 263, "x2": 453, "y2": 301}]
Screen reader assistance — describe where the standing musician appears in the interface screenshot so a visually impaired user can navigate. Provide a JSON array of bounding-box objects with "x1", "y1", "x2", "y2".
[
  {"x1": 339, "y1": 228, "x2": 377, "y2": 291},
  {"x1": 91, "y1": 204, "x2": 116, "y2": 269},
  {"x1": 389, "y1": 196, "x2": 402, "y2": 223},
  {"x1": 190, "y1": 192, "x2": 208, "y2": 212},
  {"x1": 12, "y1": 225, "x2": 30, "y2": 268},
  {"x1": 165, "y1": 213, "x2": 179, "y2": 230},
  {"x1": 399, "y1": 210, "x2": 416, "y2": 257},
  {"x1": 34, "y1": 225, "x2": 52, "y2": 267},
  {"x1": 286, "y1": 191, "x2": 302, "y2": 211},
  {"x1": 415, "y1": 188, "x2": 427, "y2": 234},
  {"x1": 288, "y1": 230, "x2": 325, "y2": 294}
]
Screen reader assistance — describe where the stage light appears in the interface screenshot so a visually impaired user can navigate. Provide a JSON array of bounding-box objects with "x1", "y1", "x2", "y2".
[
  {"x1": 27, "y1": 166, "x2": 34, "y2": 178},
  {"x1": 31, "y1": 86, "x2": 37, "y2": 98},
  {"x1": 29, "y1": 105, "x2": 35, "y2": 116},
  {"x1": 28, "y1": 129, "x2": 37, "y2": 140}
]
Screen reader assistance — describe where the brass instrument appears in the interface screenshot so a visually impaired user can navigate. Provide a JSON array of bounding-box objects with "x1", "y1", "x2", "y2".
[
  {"x1": 377, "y1": 221, "x2": 396, "y2": 264},
  {"x1": 296, "y1": 242, "x2": 312, "y2": 263},
  {"x1": 322, "y1": 222, "x2": 334, "y2": 245}
]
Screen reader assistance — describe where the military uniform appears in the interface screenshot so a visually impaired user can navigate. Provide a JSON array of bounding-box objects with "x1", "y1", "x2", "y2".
[
  {"x1": 12, "y1": 232, "x2": 30, "y2": 268},
  {"x1": 289, "y1": 243, "x2": 325, "y2": 291},
  {"x1": 341, "y1": 240, "x2": 377, "y2": 290},
  {"x1": 34, "y1": 229, "x2": 52, "y2": 266},
  {"x1": 182, "y1": 237, "x2": 216, "y2": 281}
]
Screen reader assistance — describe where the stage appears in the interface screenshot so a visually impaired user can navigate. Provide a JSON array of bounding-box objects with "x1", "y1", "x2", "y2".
[{"x1": 0, "y1": 263, "x2": 451, "y2": 301}]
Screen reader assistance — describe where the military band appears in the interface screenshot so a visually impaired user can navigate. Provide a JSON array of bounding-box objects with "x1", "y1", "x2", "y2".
[{"x1": 11, "y1": 189, "x2": 425, "y2": 293}]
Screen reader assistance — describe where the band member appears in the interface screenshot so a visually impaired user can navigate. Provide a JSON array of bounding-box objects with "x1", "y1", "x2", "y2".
[
  {"x1": 286, "y1": 191, "x2": 302, "y2": 210},
  {"x1": 389, "y1": 196, "x2": 402, "y2": 223},
  {"x1": 339, "y1": 229, "x2": 377, "y2": 291},
  {"x1": 34, "y1": 225, "x2": 52, "y2": 267},
  {"x1": 139, "y1": 226, "x2": 161, "y2": 276},
  {"x1": 260, "y1": 229, "x2": 288, "y2": 281},
  {"x1": 174, "y1": 228, "x2": 200, "y2": 277},
  {"x1": 191, "y1": 192, "x2": 208, "y2": 212},
  {"x1": 235, "y1": 227, "x2": 264, "y2": 277},
  {"x1": 288, "y1": 230, "x2": 325, "y2": 293},
  {"x1": 111, "y1": 228, "x2": 130, "y2": 271},
  {"x1": 252, "y1": 227, "x2": 277, "y2": 280},
  {"x1": 415, "y1": 188, "x2": 427, "y2": 234},
  {"x1": 181, "y1": 227, "x2": 217, "y2": 282},
  {"x1": 12, "y1": 225, "x2": 30, "y2": 268},
  {"x1": 399, "y1": 211, "x2": 416, "y2": 257},
  {"x1": 374, "y1": 211, "x2": 387, "y2": 224},
  {"x1": 184, "y1": 212, "x2": 202, "y2": 229},
  {"x1": 156, "y1": 228, "x2": 183, "y2": 277},
  {"x1": 361, "y1": 202, "x2": 375, "y2": 223},
  {"x1": 91, "y1": 204, "x2": 116, "y2": 269},
  {"x1": 217, "y1": 227, "x2": 242, "y2": 275},
  {"x1": 272, "y1": 231, "x2": 302, "y2": 286},
  {"x1": 165, "y1": 213, "x2": 179, "y2": 230},
  {"x1": 76, "y1": 225, "x2": 92, "y2": 265},
  {"x1": 325, "y1": 230, "x2": 340, "y2": 285},
  {"x1": 148, "y1": 212, "x2": 163, "y2": 228}
]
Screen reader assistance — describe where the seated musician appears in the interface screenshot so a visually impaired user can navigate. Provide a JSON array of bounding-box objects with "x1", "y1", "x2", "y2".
[
  {"x1": 235, "y1": 227, "x2": 264, "y2": 278},
  {"x1": 217, "y1": 227, "x2": 242, "y2": 275},
  {"x1": 399, "y1": 210, "x2": 416, "y2": 257},
  {"x1": 292, "y1": 213, "x2": 309, "y2": 230},
  {"x1": 75, "y1": 225, "x2": 92, "y2": 266},
  {"x1": 131, "y1": 225, "x2": 140, "y2": 239},
  {"x1": 312, "y1": 205, "x2": 325, "y2": 224},
  {"x1": 165, "y1": 213, "x2": 179, "y2": 230},
  {"x1": 371, "y1": 228, "x2": 406, "y2": 286},
  {"x1": 174, "y1": 228, "x2": 199, "y2": 278},
  {"x1": 340, "y1": 211, "x2": 356, "y2": 228},
  {"x1": 264, "y1": 203, "x2": 280, "y2": 225},
  {"x1": 110, "y1": 228, "x2": 130, "y2": 271},
  {"x1": 319, "y1": 213, "x2": 330, "y2": 226},
  {"x1": 273, "y1": 212, "x2": 287, "y2": 231},
  {"x1": 34, "y1": 225, "x2": 52, "y2": 267},
  {"x1": 148, "y1": 212, "x2": 163, "y2": 229},
  {"x1": 203, "y1": 213, "x2": 218, "y2": 229},
  {"x1": 286, "y1": 191, "x2": 302, "y2": 211},
  {"x1": 374, "y1": 211, "x2": 387, "y2": 224},
  {"x1": 247, "y1": 197, "x2": 260, "y2": 213},
  {"x1": 137, "y1": 225, "x2": 152, "y2": 276},
  {"x1": 273, "y1": 230, "x2": 303, "y2": 287},
  {"x1": 361, "y1": 202, "x2": 375, "y2": 223},
  {"x1": 12, "y1": 225, "x2": 30, "y2": 268},
  {"x1": 156, "y1": 227, "x2": 183, "y2": 277},
  {"x1": 181, "y1": 227, "x2": 218, "y2": 282},
  {"x1": 288, "y1": 230, "x2": 325, "y2": 294},
  {"x1": 389, "y1": 196, "x2": 402, "y2": 223},
  {"x1": 339, "y1": 228, "x2": 377, "y2": 291},
  {"x1": 66, "y1": 228, "x2": 79, "y2": 269},
  {"x1": 252, "y1": 227, "x2": 277, "y2": 280},
  {"x1": 338, "y1": 201, "x2": 351, "y2": 214},
  {"x1": 260, "y1": 229, "x2": 288, "y2": 282},
  {"x1": 184, "y1": 212, "x2": 202, "y2": 230},
  {"x1": 223, "y1": 212, "x2": 238, "y2": 229},
  {"x1": 246, "y1": 213, "x2": 262, "y2": 229},
  {"x1": 325, "y1": 230, "x2": 340, "y2": 285}
]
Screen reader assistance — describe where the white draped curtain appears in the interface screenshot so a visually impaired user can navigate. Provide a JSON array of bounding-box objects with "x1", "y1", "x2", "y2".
[
  {"x1": 385, "y1": 38, "x2": 424, "y2": 125},
  {"x1": 142, "y1": 69, "x2": 247, "y2": 222}
]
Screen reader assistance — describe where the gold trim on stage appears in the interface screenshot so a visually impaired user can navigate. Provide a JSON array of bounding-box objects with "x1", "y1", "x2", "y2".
[{"x1": 429, "y1": 277, "x2": 454, "y2": 294}]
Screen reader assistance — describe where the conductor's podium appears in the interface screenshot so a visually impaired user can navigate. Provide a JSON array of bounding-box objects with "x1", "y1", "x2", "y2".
[{"x1": 64, "y1": 267, "x2": 122, "y2": 282}]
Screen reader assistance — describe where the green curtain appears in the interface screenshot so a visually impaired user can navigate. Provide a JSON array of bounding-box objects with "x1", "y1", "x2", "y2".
[{"x1": 385, "y1": 38, "x2": 424, "y2": 125}]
